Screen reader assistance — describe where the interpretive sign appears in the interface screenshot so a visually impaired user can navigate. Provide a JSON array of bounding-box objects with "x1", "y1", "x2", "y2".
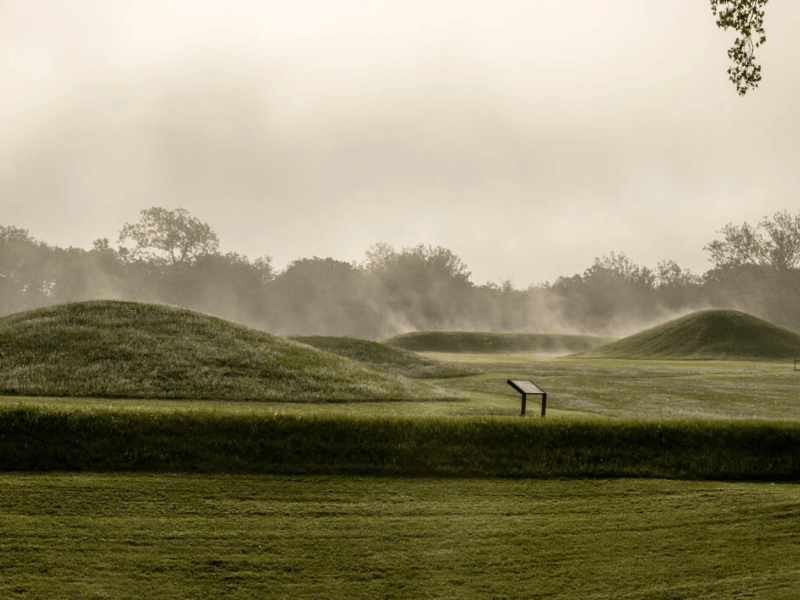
[{"x1": 507, "y1": 379, "x2": 547, "y2": 417}]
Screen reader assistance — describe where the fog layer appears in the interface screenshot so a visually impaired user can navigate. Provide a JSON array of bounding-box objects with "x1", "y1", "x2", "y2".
[{"x1": 2, "y1": 1, "x2": 800, "y2": 286}]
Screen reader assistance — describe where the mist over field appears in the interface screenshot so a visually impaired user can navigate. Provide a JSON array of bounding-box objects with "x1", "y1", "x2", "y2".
[
  {"x1": 4, "y1": 206, "x2": 798, "y2": 340},
  {"x1": 2, "y1": 2, "x2": 799, "y2": 339}
]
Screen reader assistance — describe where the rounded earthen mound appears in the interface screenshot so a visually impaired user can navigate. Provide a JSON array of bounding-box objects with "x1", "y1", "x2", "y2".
[
  {"x1": 0, "y1": 300, "x2": 459, "y2": 400},
  {"x1": 578, "y1": 309, "x2": 800, "y2": 360}
]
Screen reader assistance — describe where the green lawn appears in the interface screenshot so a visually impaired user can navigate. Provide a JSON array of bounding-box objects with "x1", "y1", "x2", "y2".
[
  {"x1": 3, "y1": 349, "x2": 800, "y2": 597},
  {"x1": 1, "y1": 474, "x2": 798, "y2": 599},
  {"x1": 9, "y1": 354, "x2": 795, "y2": 420},
  {"x1": 421, "y1": 353, "x2": 800, "y2": 420}
]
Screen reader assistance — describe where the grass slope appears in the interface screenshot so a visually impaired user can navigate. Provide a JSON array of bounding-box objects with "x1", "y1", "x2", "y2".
[
  {"x1": 290, "y1": 335, "x2": 481, "y2": 378},
  {"x1": 0, "y1": 301, "x2": 460, "y2": 401},
  {"x1": 579, "y1": 309, "x2": 800, "y2": 360},
  {"x1": 3, "y1": 408, "x2": 800, "y2": 479},
  {"x1": 383, "y1": 331, "x2": 614, "y2": 353}
]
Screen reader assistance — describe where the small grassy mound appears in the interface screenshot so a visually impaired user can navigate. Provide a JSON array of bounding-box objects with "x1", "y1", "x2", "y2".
[
  {"x1": 0, "y1": 301, "x2": 461, "y2": 401},
  {"x1": 579, "y1": 309, "x2": 800, "y2": 360},
  {"x1": 290, "y1": 335, "x2": 481, "y2": 378},
  {"x1": 383, "y1": 331, "x2": 614, "y2": 354}
]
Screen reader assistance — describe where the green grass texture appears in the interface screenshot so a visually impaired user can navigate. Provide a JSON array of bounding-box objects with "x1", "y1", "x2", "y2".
[
  {"x1": 382, "y1": 330, "x2": 614, "y2": 353},
  {"x1": 290, "y1": 335, "x2": 481, "y2": 378},
  {"x1": 2, "y1": 407, "x2": 799, "y2": 480},
  {"x1": 579, "y1": 309, "x2": 800, "y2": 359},
  {"x1": 3, "y1": 475, "x2": 799, "y2": 599},
  {"x1": 0, "y1": 300, "x2": 460, "y2": 401}
]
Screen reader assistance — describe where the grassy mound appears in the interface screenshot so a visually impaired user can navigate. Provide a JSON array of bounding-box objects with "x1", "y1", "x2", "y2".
[
  {"x1": 579, "y1": 309, "x2": 800, "y2": 360},
  {"x1": 383, "y1": 331, "x2": 614, "y2": 354},
  {"x1": 290, "y1": 335, "x2": 481, "y2": 378},
  {"x1": 0, "y1": 301, "x2": 461, "y2": 401}
]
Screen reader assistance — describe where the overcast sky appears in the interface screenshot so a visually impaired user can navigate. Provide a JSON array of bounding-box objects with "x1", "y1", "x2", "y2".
[{"x1": 2, "y1": 0, "x2": 798, "y2": 286}]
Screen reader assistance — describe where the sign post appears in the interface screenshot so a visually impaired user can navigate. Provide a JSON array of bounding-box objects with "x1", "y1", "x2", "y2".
[{"x1": 507, "y1": 379, "x2": 547, "y2": 417}]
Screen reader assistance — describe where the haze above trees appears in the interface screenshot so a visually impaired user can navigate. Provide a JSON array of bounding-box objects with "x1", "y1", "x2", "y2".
[{"x1": 2, "y1": 207, "x2": 799, "y2": 338}]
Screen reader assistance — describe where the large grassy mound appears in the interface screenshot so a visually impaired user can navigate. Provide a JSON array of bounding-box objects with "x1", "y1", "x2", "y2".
[
  {"x1": 579, "y1": 309, "x2": 800, "y2": 360},
  {"x1": 383, "y1": 331, "x2": 614, "y2": 354},
  {"x1": 0, "y1": 301, "x2": 461, "y2": 401},
  {"x1": 290, "y1": 336, "x2": 481, "y2": 378}
]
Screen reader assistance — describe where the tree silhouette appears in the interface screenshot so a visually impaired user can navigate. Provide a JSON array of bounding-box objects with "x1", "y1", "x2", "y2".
[
  {"x1": 118, "y1": 207, "x2": 219, "y2": 265},
  {"x1": 705, "y1": 210, "x2": 800, "y2": 271}
]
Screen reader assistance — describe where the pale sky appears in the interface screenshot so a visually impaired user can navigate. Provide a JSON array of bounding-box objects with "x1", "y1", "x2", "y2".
[{"x1": 2, "y1": 1, "x2": 799, "y2": 286}]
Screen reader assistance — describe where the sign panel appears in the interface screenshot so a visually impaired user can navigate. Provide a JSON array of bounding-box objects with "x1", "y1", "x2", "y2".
[{"x1": 507, "y1": 379, "x2": 545, "y2": 395}]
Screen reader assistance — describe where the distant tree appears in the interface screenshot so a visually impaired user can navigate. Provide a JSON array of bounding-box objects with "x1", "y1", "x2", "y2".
[
  {"x1": 710, "y1": 0, "x2": 768, "y2": 95},
  {"x1": 164, "y1": 252, "x2": 272, "y2": 325},
  {"x1": 253, "y1": 255, "x2": 275, "y2": 284},
  {"x1": 653, "y1": 260, "x2": 704, "y2": 310},
  {"x1": 704, "y1": 210, "x2": 800, "y2": 271},
  {"x1": 0, "y1": 226, "x2": 57, "y2": 314},
  {"x1": 118, "y1": 207, "x2": 219, "y2": 265},
  {"x1": 0, "y1": 225, "x2": 33, "y2": 245},
  {"x1": 364, "y1": 243, "x2": 472, "y2": 285},
  {"x1": 654, "y1": 260, "x2": 702, "y2": 289},
  {"x1": 50, "y1": 244, "x2": 126, "y2": 304},
  {"x1": 548, "y1": 253, "x2": 697, "y2": 333},
  {"x1": 584, "y1": 252, "x2": 655, "y2": 288},
  {"x1": 472, "y1": 279, "x2": 540, "y2": 332},
  {"x1": 268, "y1": 257, "x2": 381, "y2": 337},
  {"x1": 363, "y1": 243, "x2": 473, "y2": 331},
  {"x1": 581, "y1": 253, "x2": 656, "y2": 325},
  {"x1": 704, "y1": 211, "x2": 800, "y2": 328}
]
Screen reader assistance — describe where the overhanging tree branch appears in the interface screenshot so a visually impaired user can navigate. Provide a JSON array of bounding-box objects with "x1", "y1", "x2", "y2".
[{"x1": 710, "y1": 0, "x2": 768, "y2": 96}]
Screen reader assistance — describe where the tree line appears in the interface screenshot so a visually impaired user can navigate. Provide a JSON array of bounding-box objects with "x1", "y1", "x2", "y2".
[{"x1": 2, "y1": 207, "x2": 799, "y2": 338}]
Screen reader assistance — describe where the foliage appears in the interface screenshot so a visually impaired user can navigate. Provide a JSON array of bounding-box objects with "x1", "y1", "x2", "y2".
[
  {"x1": 268, "y1": 257, "x2": 381, "y2": 337},
  {"x1": 364, "y1": 242, "x2": 472, "y2": 283},
  {"x1": 364, "y1": 243, "x2": 475, "y2": 332},
  {"x1": 705, "y1": 210, "x2": 800, "y2": 271},
  {"x1": 118, "y1": 207, "x2": 220, "y2": 265},
  {"x1": 710, "y1": 0, "x2": 769, "y2": 95},
  {"x1": 585, "y1": 251, "x2": 655, "y2": 287},
  {"x1": 0, "y1": 226, "x2": 57, "y2": 313},
  {"x1": 153, "y1": 252, "x2": 273, "y2": 324},
  {"x1": 549, "y1": 252, "x2": 678, "y2": 333},
  {"x1": 4, "y1": 207, "x2": 800, "y2": 337},
  {"x1": 654, "y1": 259, "x2": 702, "y2": 288},
  {"x1": 703, "y1": 211, "x2": 800, "y2": 326}
]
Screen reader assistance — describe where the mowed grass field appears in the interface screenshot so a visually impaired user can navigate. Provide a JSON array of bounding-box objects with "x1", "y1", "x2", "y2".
[
  {"x1": 423, "y1": 354, "x2": 800, "y2": 420},
  {"x1": 3, "y1": 474, "x2": 800, "y2": 599},
  {"x1": 6, "y1": 354, "x2": 799, "y2": 421},
  {"x1": 2, "y1": 302, "x2": 800, "y2": 597}
]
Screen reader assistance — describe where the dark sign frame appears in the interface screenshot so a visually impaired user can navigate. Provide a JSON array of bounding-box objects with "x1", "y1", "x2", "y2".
[{"x1": 507, "y1": 379, "x2": 547, "y2": 417}]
